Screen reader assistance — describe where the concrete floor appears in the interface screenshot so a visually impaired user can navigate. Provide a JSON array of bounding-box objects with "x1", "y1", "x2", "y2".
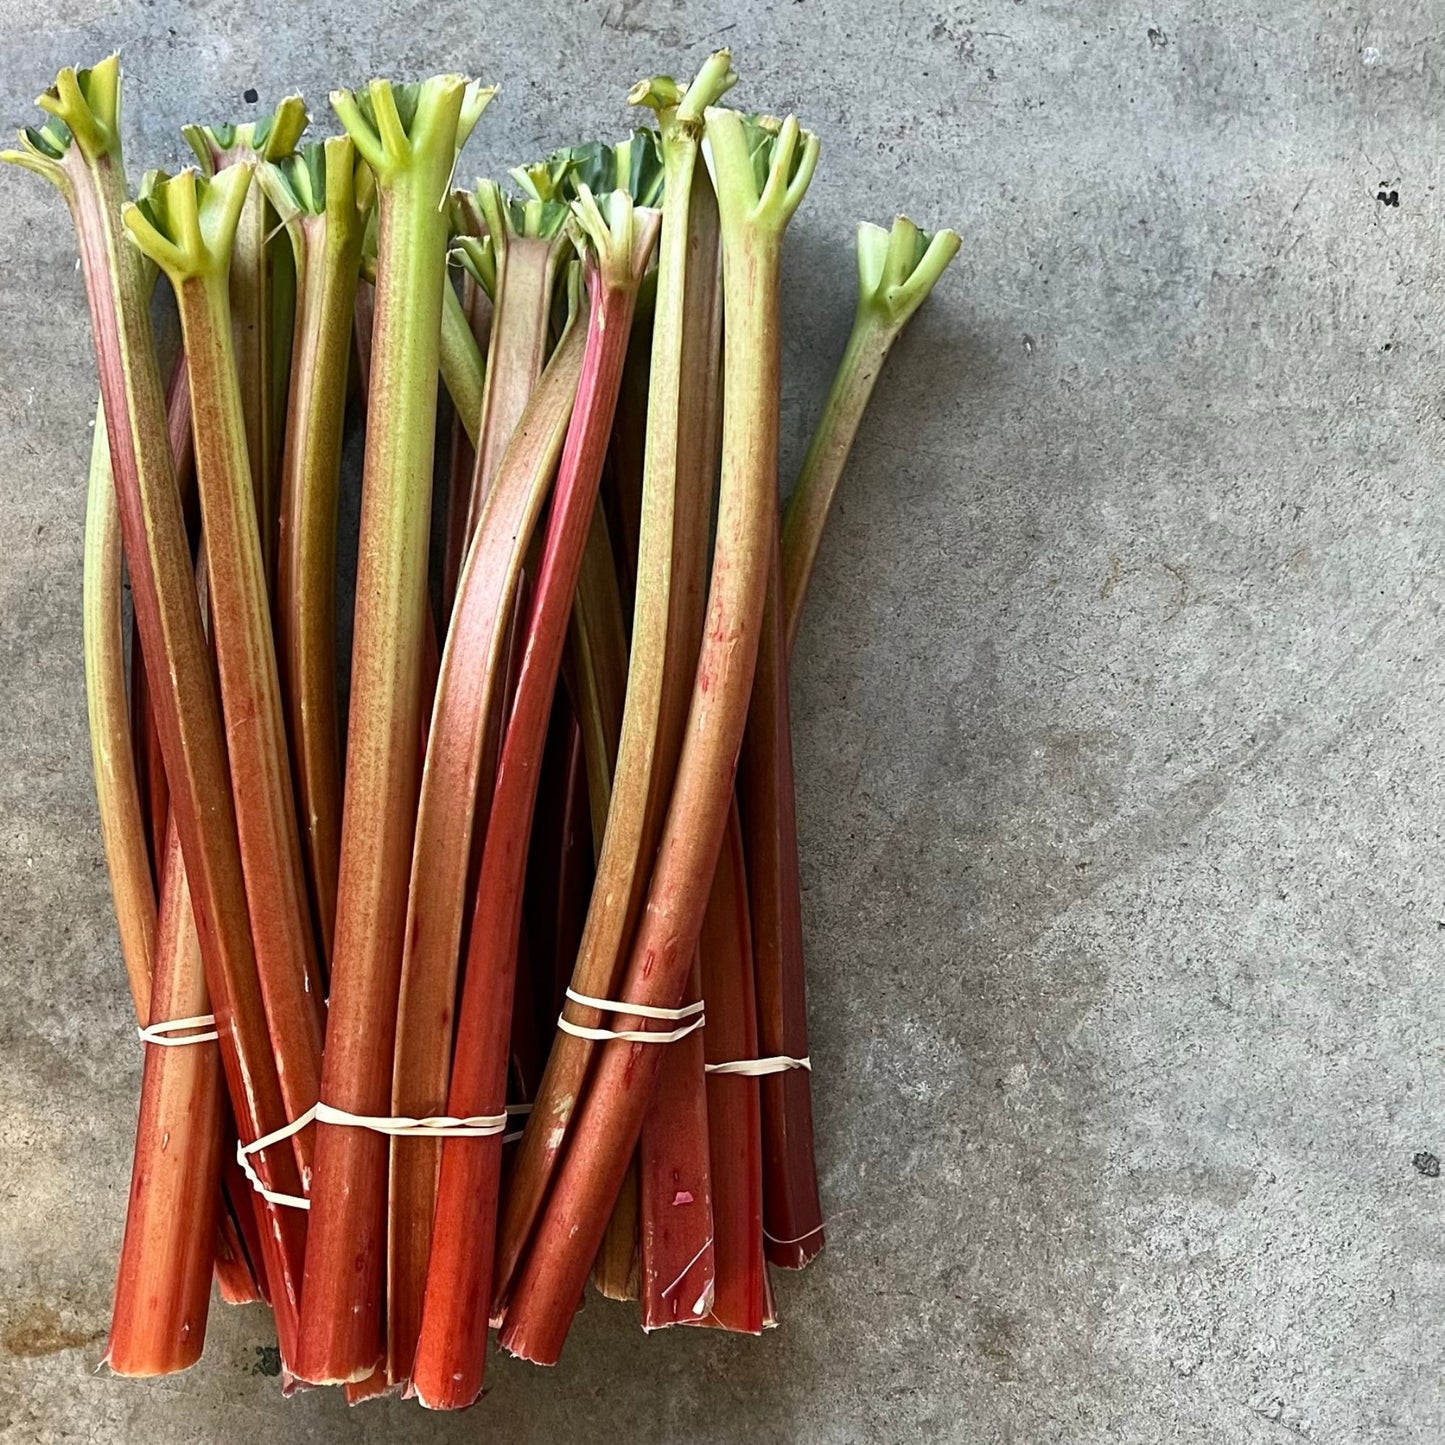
[{"x1": 1, "y1": 0, "x2": 1442, "y2": 1440}]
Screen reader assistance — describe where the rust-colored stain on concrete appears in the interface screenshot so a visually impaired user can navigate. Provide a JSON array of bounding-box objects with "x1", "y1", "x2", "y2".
[{"x1": 1, "y1": 1302, "x2": 104, "y2": 1358}]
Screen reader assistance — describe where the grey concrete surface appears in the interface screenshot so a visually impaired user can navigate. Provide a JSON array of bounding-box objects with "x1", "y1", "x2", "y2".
[{"x1": 1, "y1": 1, "x2": 1442, "y2": 1440}]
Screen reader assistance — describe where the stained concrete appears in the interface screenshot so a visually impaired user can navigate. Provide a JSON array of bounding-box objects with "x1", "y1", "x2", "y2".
[{"x1": 2, "y1": 1, "x2": 1443, "y2": 1440}]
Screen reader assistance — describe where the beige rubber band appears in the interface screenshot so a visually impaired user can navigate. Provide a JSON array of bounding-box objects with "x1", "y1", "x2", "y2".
[
  {"x1": 558, "y1": 987, "x2": 706, "y2": 1043},
  {"x1": 137, "y1": 1013, "x2": 219, "y2": 1047},
  {"x1": 236, "y1": 1100, "x2": 530, "y2": 1210},
  {"x1": 564, "y1": 987, "x2": 705, "y2": 1022},
  {"x1": 705, "y1": 1055, "x2": 811, "y2": 1076}
]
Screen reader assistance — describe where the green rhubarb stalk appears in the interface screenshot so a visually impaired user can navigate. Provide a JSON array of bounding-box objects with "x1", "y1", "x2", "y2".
[
  {"x1": 261, "y1": 138, "x2": 374, "y2": 966},
  {"x1": 183, "y1": 98, "x2": 308, "y2": 583},
  {"x1": 457, "y1": 176, "x2": 570, "y2": 541},
  {"x1": 123, "y1": 165, "x2": 327, "y2": 1160},
  {"x1": 4, "y1": 57, "x2": 309, "y2": 1367},
  {"x1": 439, "y1": 258, "x2": 485, "y2": 443},
  {"x1": 387, "y1": 268, "x2": 585, "y2": 1392},
  {"x1": 499, "y1": 105, "x2": 819, "y2": 1367},
  {"x1": 84, "y1": 400, "x2": 156, "y2": 1009},
  {"x1": 296, "y1": 75, "x2": 493, "y2": 1388},
  {"x1": 494, "y1": 52, "x2": 737, "y2": 1304},
  {"x1": 413, "y1": 187, "x2": 659, "y2": 1410},
  {"x1": 781, "y1": 217, "x2": 961, "y2": 649}
]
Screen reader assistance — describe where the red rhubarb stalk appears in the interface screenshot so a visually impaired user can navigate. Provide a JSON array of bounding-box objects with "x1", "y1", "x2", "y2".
[
  {"x1": 499, "y1": 106, "x2": 819, "y2": 1366},
  {"x1": 412, "y1": 190, "x2": 659, "y2": 1409},
  {"x1": 5, "y1": 59, "x2": 309, "y2": 1365},
  {"x1": 123, "y1": 165, "x2": 328, "y2": 1161},
  {"x1": 386, "y1": 277, "x2": 584, "y2": 1389},
  {"x1": 697, "y1": 803, "x2": 770, "y2": 1331},
  {"x1": 639, "y1": 953, "x2": 715, "y2": 1327},
  {"x1": 296, "y1": 75, "x2": 494, "y2": 1386},
  {"x1": 106, "y1": 817, "x2": 225, "y2": 1376},
  {"x1": 495, "y1": 54, "x2": 737, "y2": 1303},
  {"x1": 263, "y1": 138, "x2": 373, "y2": 966},
  {"x1": 128, "y1": 357, "x2": 192, "y2": 890}
]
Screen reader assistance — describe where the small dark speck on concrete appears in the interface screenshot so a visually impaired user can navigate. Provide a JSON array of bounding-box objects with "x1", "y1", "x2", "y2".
[
  {"x1": 1147, "y1": 27, "x2": 1168, "y2": 47},
  {"x1": 1411, "y1": 1151, "x2": 1440, "y2": 1178},
  {"x1": 1376, "y1": 188, "x2": 1400, "y2": 207},
  {"x1": 243, "y1": 87, "x2": 259, "y2": 103},
  {"x1": 251, "y1": 1344, "x2": 282, "y2": 1376}
]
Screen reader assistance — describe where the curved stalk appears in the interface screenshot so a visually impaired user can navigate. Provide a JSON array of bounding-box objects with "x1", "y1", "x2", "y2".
[
  {"x1": 749, "y1": 217, "x2": 960, "y2": 1267},
  {"x1": 414, "y1": 191, "x2": 658, "y2": 1409},
  {"x1": 780, "y1": 218, "x2": 961, "y2": 648},
  {"x1": 387, "y1": 275, "x2": 585, "y2": 1392},
  {"x1": 4, "y1": 58, "x2": 309, "y2": 1367},
  {"x1": 296, "y1": 75, "x2": 493, "y2": 1386},
  {"x1": 84, "y1": 400, "x2": 155, "y2": 1010},
  {"x1": 499, "y1": 106, "x2": 818, "y2": 1366}
]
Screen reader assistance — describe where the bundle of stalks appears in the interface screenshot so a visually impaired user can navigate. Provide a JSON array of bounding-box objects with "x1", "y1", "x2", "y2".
[{"x1": 7, "y1": 48, "x2": 958, "y2": 1406}]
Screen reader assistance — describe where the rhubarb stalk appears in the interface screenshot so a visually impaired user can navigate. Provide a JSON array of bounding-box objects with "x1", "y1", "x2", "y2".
[
  {"x1": 459, "y1": 178, "x2": 569, "y2": 539},
  {"x1": 84, "y1": 399, "x2": 155, "y2": 1009},
  {"x1": 386, "y1": 273, "x2": 584, "y2": 1390},
  {"x1": 499, "y1": 106, "x2": 818, "y2": 1365},
  {"x1": 5, "y1": 58, "x2": 309, "y2": 1366},
  {"x1": 746, "y1": 217, "x2": 961, "y2": 1266},
  {"x1": 413, "y1": 187, "x2": 659, "y2": 1409},
  {"x1": 296, "y1": 75, "x2": 494, "y2": 1386},
  {"x1": 495, "y1": 52, "x2": 737, "y2": 1303},
  {"x1": 183, "y1": 98, "x2": 309, "y2": 582},
  {"x1": 262, "y1": 138, "x2": 373, "y2": 966},
  {"x1": 123, "y1": 166, "x2": 328, "y2": 1163},
  {"x1": 698, "y1": 803, "x2": 770, "y2": 1332},
  {"x1": 781, "y1": 217, "x2": 961, "y2": 648},
  {"x1": 106, "y1": 817, "x2": 224, "y2": 1376}
]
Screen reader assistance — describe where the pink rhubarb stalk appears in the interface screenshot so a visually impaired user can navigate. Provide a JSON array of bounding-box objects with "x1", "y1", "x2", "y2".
[
  {"x1": 412, "y1": 190, "x2": 659, "y2": 1409},
  {"x1": 699, "y1": 802, "x2": 772, "y2": 1332}
]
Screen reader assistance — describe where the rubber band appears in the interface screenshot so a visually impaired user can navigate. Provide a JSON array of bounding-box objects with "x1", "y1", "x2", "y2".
[
  {"x1": 557, "y1": 1014, "x2": 705, "y2": 1044},
  {"x1": 235, "y1": 1100, "x2": 526, "y2": 1211},
  {"x1": 705, "y1": 1055, "x2": 811, "y2": 1076},
  {"x1": 564, "y1": 988, "x2": 705, "y2": 1022},
  {"x1": 657, "y1": 1235, "x2": 715, "y2": 1311},
  {"x1": 763, "y1": 1221, "x2": 827, "y2": 1248},
  {"x1": 558, "y1": 987, "x2": 706, "y2": 1043},
  {"x1": 137, "y1": 1013, "x2": 219, "y2": 1047}
]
